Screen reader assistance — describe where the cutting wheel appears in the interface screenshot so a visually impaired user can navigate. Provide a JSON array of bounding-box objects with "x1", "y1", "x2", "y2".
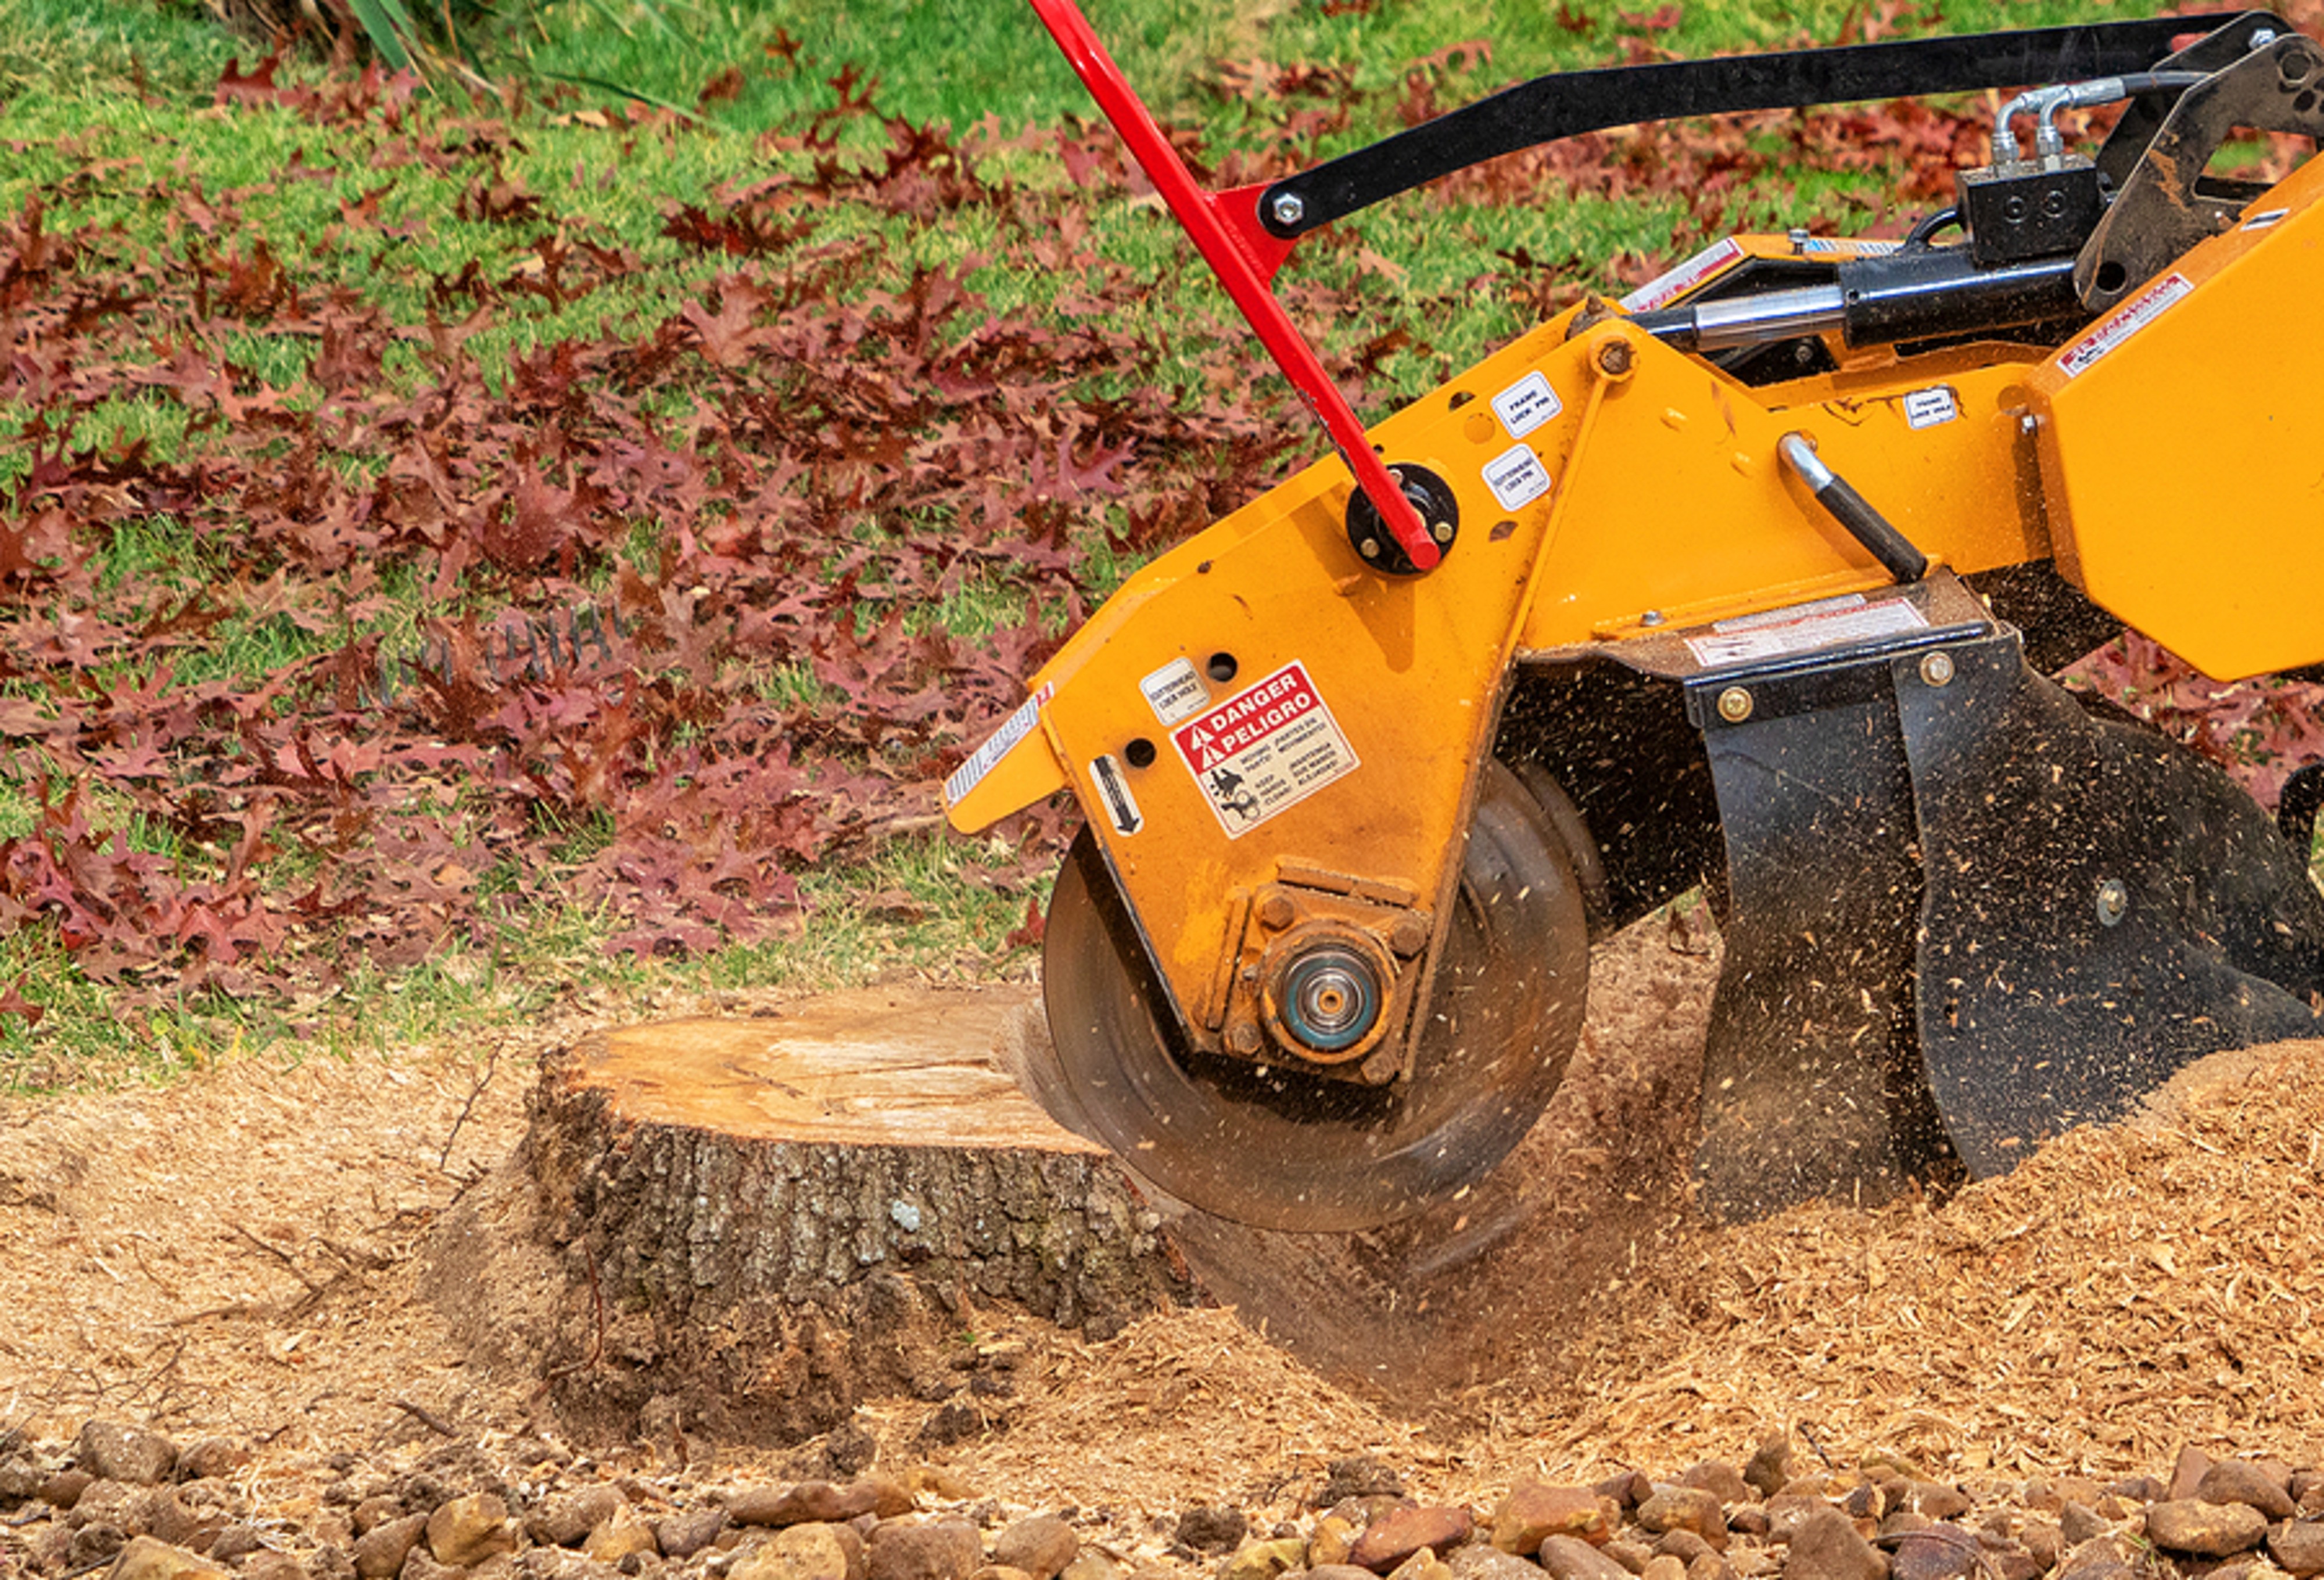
[{"x1": 1037, "y1": 760, "x2": 1591, "y2": 1231}]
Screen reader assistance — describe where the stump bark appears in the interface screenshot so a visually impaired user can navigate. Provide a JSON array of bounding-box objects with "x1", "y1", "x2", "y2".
[{"x1": 453, "y1": 986, "x2": 1196, "y2": 1445}]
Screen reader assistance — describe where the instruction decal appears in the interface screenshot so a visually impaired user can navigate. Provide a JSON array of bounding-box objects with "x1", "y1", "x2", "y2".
[
  {"x1": 2058, "y1": 272, "x2": 2193, "y2": 378},
  {"x1": 1902, "y1": 386, "x2": 1959, "y2": 430},
  {"x1": 1171, "y1": 662, "x2": 1359, "y2": 838},
  {"x1": 1685, "y1": 595, "x2": 1927, "y2": 667},
  {"x1": 1619, "y1": 238, "x2": 1744, "y2": 312},
  {"x1": 1139, "y1": 656, "x2": 1208, "y2": 726},
  {"x1": 1089, "y1": 754, "x2": 1143, "y2": 836},
  {"x1": 1491, "y1": 371, "x2": 1564, "y2": 438},
  {"x1": 1483, "y1": 444, "x2": 1554, "y2": 511},
  {"x1": 942, "y1": 683, "x2": 1053, "y2": 807}
]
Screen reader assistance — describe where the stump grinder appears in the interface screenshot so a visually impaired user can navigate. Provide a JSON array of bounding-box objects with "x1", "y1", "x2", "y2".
[{"x1": 944, "y1": 0, "x2": 2324, "y2": 1230}]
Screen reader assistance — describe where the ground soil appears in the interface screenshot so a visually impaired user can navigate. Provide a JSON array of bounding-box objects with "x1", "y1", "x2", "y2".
[{"x1": 5, "y1": 910, "x2": 2324, "y2": 1553}]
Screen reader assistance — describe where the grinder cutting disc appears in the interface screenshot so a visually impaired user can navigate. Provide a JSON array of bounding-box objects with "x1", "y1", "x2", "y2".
[{"x1": 1035, "y1": 760, "x2": 1591, "y2": 1231}]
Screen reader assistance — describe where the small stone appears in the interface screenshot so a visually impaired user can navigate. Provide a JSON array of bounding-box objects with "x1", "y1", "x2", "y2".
[
  {"x1": 1386, "y1": 1553, "x2": 1452, "y2": 1580},
  {"x1": 246, "y1": 1553, "x2": 313, "y2": 1580},
  {"x1": 866, "y1": 1519, "x2": 982, "y2": 1580},
  {"x1": 80, "y1": 1427, "x2": 179, "y2": 1489},
  {"x1": 1597, "y1": 1477, "x2": 1653, "y2": 1513},
  {"x1": 1745, "y1": 1442, "x2": 1794, "y2": 1502},
  {"x1": 1311, "y1": 1518, "x2": 1358, "y2": 1570},
  {"x1": 177, "y1": 1443, "x2": 249, "y2": 1484},
  {"x1": 2269, "y1": 1522, "x2": 2324, "y2": 1578},
  {"x1": 1728, "y1": 1512, "x2": 1769, "y2": 1542},
  {"x1": 535, "y1": 1489, "x2": 630, "y2": 1549},
  {"x1": 659, "y1": 1511, "x2": 730, "y2": 1561},
  {"x1": 2144, "y1": 1501, "x2": 2266, "y2": 1557},
  {"x1": 1887, "y1": 1527, "x2": 1977, "y2": 1580},
  {"x1": 586, "y1": 1510, "x2": 659, "y2": 1565},
  {"x1": 973, "y1": 1566, "x2": 1034, "y2": 1580},
  {"x1": 1311, "y1": 1569, "x2": 1382, "y2": 1580},
  {"x1": 2170, "y1": 1451, "x2": 2215, "y2": 1505},
  {"x1": 428, "y1": 1495, "x2": 519, "y2": 1568},
  {"x1": 2197, "y1": 1466, "x2": 2297, "y2": 1521},
  {"x1": 2100, "y1": 1480, "x2": 2162, "y2": 1508},
  {"x1": 1539, "y1": 1535, "x2": 1635, "y2": 1580},
  {"x1": 2018, "y1": 1522, "x2": 2062, "y2": 1574},
  {"x1": 400, "y1": 1545, "x2": 457, "y2": 1580},
  {"x1": 1494, "y1": 1485, "x2": 1620, "y2": 1554},
  {"x1": 823, "y1": 1427, "x2": 878, "y2": 1480},
  {"x1": 1905, "y1": 1489, "x2": 1969, "y2": 1523},
  {"x1": 1319, "y1": 1462, "x2": 1408, "y2": 1506},
  {"x1": 0, "y1": 1456, "x2": 42, "y2": 1502},
  {"x1": 208, "y1": 1527, "x2": 266, "y2": 1563},
  {"x1": 992, "y1": 1517, "x2": 1076, "y2": 1580},
  {"x1": 110, "y1": 1536, "x2": 229, "y2": 1580},
  {"x1": 1059, "y1": 1556, "x2": 1118, "y2": 1580},
  {"x1": 1637, "y1": 1492, "x2": 1726, "y2": 1552},
  {"x1": 1450, "y1": 1547, "x2": 1547, "y2": 1580},
  {"x1": 858, "y1": 1480, "x2": 916, "y2": 1521},
  {"x1": 737, "y1": 1525, "x2": 857, "y2": 1580},
  {"x1": 1351, "y1": 1507, "x2": 1471, "y2": 1573},
  {"x1": 2056, "y1": 1537, "x2": 2136, "y2": 1580},
  {"x1": 1728, "y1": 1551, "x2": 1779, "y2": 1580},
  {"x1": 46, "y1": 1469, "x2": 98, "y2": 1509},
  {"x1": 904, "y1": 1470, "x2": 977, "y2": 1504},
  {"x1": 1654, "y1": 1534, "x2": 1714, "y2": 1565},
  {"x1": 1603, "y1": 1544, "x2": 1653, "y2": 1577},
  {"x1": 1219, "y1": 1545, "x2": 1309, "y2": 1580},
  {"x1": 354, "y1": 1500, "x2": 406, "y2": 1541},
  {"x1": 1179, "y1": 1510, "x2": 1250, "y2": 1557},
  {"x1": 1685, "y1": 1554, "x2": 1734, "y2": 1580},
  {"x1": 1680, "y1": 1469, "x2": 1751, "y2": 1510},
  {"x1": 354, "y1": 1516, "x2": 431, "y2": 1580},
  {"x1": 1781, "y1": 1508, "x2": 1886, "y2": 1580},
  {"x1": 735, "y1": 1486, "x2": 881, "y2": 1531},
  {"x1": 1640, "y1": 1557, "x2": 1685, "y2": 1580}
]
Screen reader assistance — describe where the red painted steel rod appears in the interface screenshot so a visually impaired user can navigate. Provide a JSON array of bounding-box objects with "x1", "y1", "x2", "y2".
[{"x1": 1028, "y1": 0, "x2": 1440, "y2": 571}]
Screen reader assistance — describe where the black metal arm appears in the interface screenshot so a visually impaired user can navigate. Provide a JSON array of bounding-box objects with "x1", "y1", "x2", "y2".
[{"x1": 1257, "y1": 12, "x2": 2275, "y2": 238}]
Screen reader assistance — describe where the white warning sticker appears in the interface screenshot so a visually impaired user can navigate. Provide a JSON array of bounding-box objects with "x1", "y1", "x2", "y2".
[
  {"x1": 942, "y1": 683, "x2": 1053, "y2": 807},
  {"x1": 1619, "y1": 237, "x2": 1744, "y2": 312},
  {"x1": 1491, "y1": 370, "x2": 1564, "y2": 438},
  {"x1": 1139, "y1": 656, "x2": 1207, "y2": 726},
  {"x1": 1482, "y1": 444, "x2": 1553, "y2": 511},
  {"x1": 1088, "y1": 753, "x2": 1143, "y2": 836},
  {"x1": 2058, "y1": 272, "x2": 2193, "y2": 378},
  {"x1": 2243, "y1": 207, "x2": 2291, "y2": 232},
  {"x1": 1802, "y1": 237, "x2": 1904, "y2": 257},
  {"x1": 1171, "y1": 662, "x2": 1359, "y2": 838},
  {"x1": 1684, "y1": 598, "x2": 1928, "y2": 668},
  {"x1": 1902, "y1": 386, "x2": 1959, "y2": 430}
]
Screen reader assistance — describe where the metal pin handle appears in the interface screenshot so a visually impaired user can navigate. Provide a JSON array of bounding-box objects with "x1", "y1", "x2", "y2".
[{"x1": 1778, "y1": 433, "x2": 1931, "y2": 584}]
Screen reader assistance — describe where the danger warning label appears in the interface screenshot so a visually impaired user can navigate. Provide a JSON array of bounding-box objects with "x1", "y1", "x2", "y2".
[{"x1": 1171, "y1": 662, "x2": 1358, "y2": 838}]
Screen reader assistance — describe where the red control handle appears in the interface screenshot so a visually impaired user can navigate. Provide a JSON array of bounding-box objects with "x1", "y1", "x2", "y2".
[{"x1": 1028, "y1": 0, "x2": 1440, "y2": 572}]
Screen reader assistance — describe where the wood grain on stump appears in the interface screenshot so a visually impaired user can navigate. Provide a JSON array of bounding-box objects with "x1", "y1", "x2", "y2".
[{"x1": 472, "y1": 986, "x2": 1195, "y2": 1445}]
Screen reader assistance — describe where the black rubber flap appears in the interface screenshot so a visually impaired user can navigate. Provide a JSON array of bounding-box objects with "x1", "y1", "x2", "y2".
[{"x1": 1899, "y1": 633, "x2": 2324, "y2": 1173}]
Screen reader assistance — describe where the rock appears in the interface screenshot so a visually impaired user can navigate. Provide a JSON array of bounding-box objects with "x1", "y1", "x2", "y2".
[
  {"x1": 1905, "y1": 1489, "x2": 1969, "y2": 1523},
  {"x1": 1178, "y1": 1510, "x2": 1250, "y2": 1557},
  {"x1": 1385, "y1": 1556, "x2": 1450, "y2": 1580},
  {"x1": 354, "y1": 1500, "x2": 406, "y2": 1541},
  {"x1": 356, "y1": 1516, "x2": 431, "y2": 1580},
  {"x1": 991, "y1": 1517, "x2": 1075, "y2": 1580},
  {"x1": 1218, "y1": 1534, "x2": 1311, "y2": 1580},
  {"x1": 2197, "y1": 1466, "x2": 2296, "y2": 1521},
  {"x1": 535, "y1": 1489, "x2": 630, "y2": 1549},
  {"x1": 79, "y1": 1427, "x2": 179, "y2": 1489},
  {"x1": 2056, "y1": 1504, "x2": 2108, "y2": 1548},
  {"x1": 1653, "y1": 1534, "x2": 1715, "y2": 1565},
  {"x1": 209, "y1": 1526, "x2": 266, "y2": 1563},
  {"x1": 399, "y1": 1544, "x2": 459, "y2": 1580},
  {"x1": 1311, "y1": 1569, "x2": 1382, "y2": 1580},
  {"x1": 2056, "y1": 1537, "x2": 2136, "y2": 1580},
  {"x1": 1495, "y1": 1485, "x2": 1620, "y2": 1553},
  {"x1": 46, "y1": 1469, "x2": 98, "y2": 1509},
  {"x1": 428, "y1": 1495, "x2": 519, "y2": 1568},
  {"x1": 2145, "y1": 1501, "x2": 2266, "y2": 1557},
  {"x1": 2169, "y1": 1450, "x2": 2214, "y2": 1505},
  {"x1": 1451, "y1": 1548, "x2": 1548, "y2": 1580},
  {"x1": 661, "y1": 1513, "x2": 730, "y2": 1561},
  {"x1": 246, "y1": 1553, "x2": 313, "y2": 1580},
  {"x1": 0, "y1": 1456, "x2": 43, "y2": 1502},
  {"x1": 1640, "y1": 1557, "x2": 1685, "y2": 1580},
  {"x1": 175, "y1": 1443, "x2": 249, "y2": 1484},
  {"x1": 2270, "y1": 1522, "x2": 2324, "y2": 1578},
  {"x1": 1604, "y1": 1545, "x2": 1654, "y2": 1578},
  {"x1": 1728, "y1": 1511, "x2": 1769, "y2": 1542},
  {"x1": 1727, "y1": 1551, "x2": 1779, "y2": 1580},
  {"x1": 1060, "y1": 1556, "x2": 1118, "y2": 1580},
  {"x1": 1685, "y1": 1555, "x2": 1734, "y2": 1580},
  {"x1": 1540, "y1": 1535, "x2": 1636, "y2": 1580},
  {"x1": 585, "y1": 1510, "x2": 659, "y2": 1565},
  {"x1": 1680, "y1": 1468, "x2": 1751, "y2": 1510},
  {"x1": 1745, "y1": 1442, "x2": 1794, "y2": 1502},
  {"x1": 1637, "y1": 1492, "x2": 1726, "y2": 1552},
  {"x1": 1320, "y1": 1462, "x2": 1408, "y2": 1506},
  {"x1": 859, "y1": 1480, "x2": 916, "y2": 1521},
  {"x1": 110, "y1": 1536, "x2": 229, "y2": 1580},
  {"x1": 2100, "y1": 1480, "x2": 2162, "y2": 1508},
  {"x1": 1886, "y1": 1528, "x2": 1977, "y2": 1580},
  {"x1": 1351, "y1": 1507, "x2": 1472, "y2": 1572},
  {"x1": 866, "y1": 1520, "x2": 982, "y2": 1580},
  {"x1": 736, "y1": 1525, "x2": 857, "y2": 1580},
  {"x1": 142, "y1": 1489, "x2": 221, "y2": 1552},
  {"x1": 1311, "y1": 1518, "x2": 1359, "y2": 1570},
  {"x1": 735, "y1": 1486, "x2": 882, "y2": 1530},
  {"x1": 1597, "y1": 1477, "x2": 1653, "y2": 1514},
  {"x1": 973, "y1": 1566, "x2": 1034, "y2": 1580},
  {"x1": 1781, "y1": 1509, "x2": 1886, "y2": 1580}
]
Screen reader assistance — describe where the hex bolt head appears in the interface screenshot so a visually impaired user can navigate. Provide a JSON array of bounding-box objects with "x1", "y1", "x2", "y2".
[
  {"x1": 1269, "y1": 191, "x2": 1306, "y2": 227},
  {"x1": 1717, "y1": 685, "x2": 1754, "y2": 724},
  {"x1": 2096, "y1": 878, "x2": 2131, "y2": 928},
  {"x1": 1359, "y1": 537, "x2": 1381, "y2": 558},
  {"x1": 1256, "y1": 893, "x2": 1296, "y2": 929},
  {"x1": 1595, "y1": 338, "x2": 1635, "y2": 377},
  {"x1": 1388, "y1": 914, "x2": 1430, "y2": 957},
  {"x1": 1920, "y1": 651, "x2": 1957, "y2": 687},
  {"x1": 1226, "y1": 1020, "x2": 1264, "y2": 1055}
]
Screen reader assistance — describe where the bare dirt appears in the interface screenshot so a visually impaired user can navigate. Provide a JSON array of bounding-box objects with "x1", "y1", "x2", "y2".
[{"x1": 5, "y1": 910, "x2": 2324, "y2": 1557}]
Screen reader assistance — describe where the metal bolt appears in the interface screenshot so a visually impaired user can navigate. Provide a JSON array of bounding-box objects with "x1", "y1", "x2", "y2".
[
  {"x1": 1256, "y1": 893, "x2": 1296, "y2": 929},
  {"x1": 2096, "y1": 878, "x2": 2131, "y2": 928},
  {"x1": 1432, "y1": 522, "x2": 1453, "y2": 543},
  {"x1": 1789, "y1": 227, "x2": 1811, "y2": 252},
  {"x1": 1920, "y1": 651, "x2": 1956, "y2": 687},
  {"x1": 1595, "y1": 338, "x2": 1634, "y2": 377},
  {"x1": 1388, "y1": 914, "x2": 1430, "y2": 957},
  {"x1": 1269, "y1": 191, "x2": 1306, "y2": 228},
  {"x1": 2252, "y1": 27, "x2": 2279, "y2": 48},
  {"x1": 1226, "y1": 1020, "x2": 1264, "y2": 1055},
  {"x1": 1640, "y1": 609, "x2": 1666, "y2": 627},
  {"x1": 2020, "y1": 413, "x2": 2040, "y2": 435},
  {"x1": 1717, "y1": 686, "x2": 1754, "y2": 723},
  {"x1": 1359, "y1": 537, "x2": 1380, "y2": 558}
]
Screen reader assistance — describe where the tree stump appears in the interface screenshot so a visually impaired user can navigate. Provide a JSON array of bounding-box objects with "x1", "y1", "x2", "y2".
[{"x1": 436, "y1": 986, "x2": 1196, "y2": 1446}]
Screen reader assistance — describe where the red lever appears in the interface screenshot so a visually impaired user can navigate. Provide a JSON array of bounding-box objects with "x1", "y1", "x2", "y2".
[{"x1": 1028, "y1": 0, "x2": 1441, "y2": 572}]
